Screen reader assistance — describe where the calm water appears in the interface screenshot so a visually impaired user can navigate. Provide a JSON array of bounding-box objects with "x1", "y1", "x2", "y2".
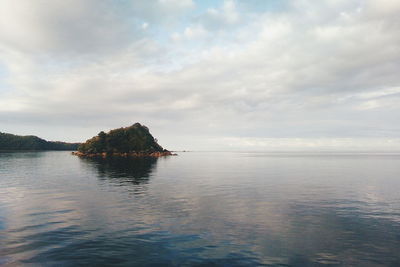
[{"x1": 1, "y1": 151, "x2": 400, "y2": 266}]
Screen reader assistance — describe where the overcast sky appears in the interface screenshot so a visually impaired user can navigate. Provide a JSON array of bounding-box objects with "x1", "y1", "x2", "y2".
[{"x1": 1, "y1": 0, "x2": 399, "y2": 151}]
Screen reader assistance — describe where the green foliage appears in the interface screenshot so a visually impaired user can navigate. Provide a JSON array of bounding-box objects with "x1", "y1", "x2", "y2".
[
  {"x1": 0, "y1": 132, "x2": 80, "y2": 151},
  {"x1": 78, "y1": 123, "x2": 165, "y2": 154}
]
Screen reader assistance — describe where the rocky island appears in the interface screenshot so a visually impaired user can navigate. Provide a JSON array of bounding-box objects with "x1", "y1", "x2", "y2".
[{"x1": 72, "y1": 123, "x2": 174, "y2": 158}]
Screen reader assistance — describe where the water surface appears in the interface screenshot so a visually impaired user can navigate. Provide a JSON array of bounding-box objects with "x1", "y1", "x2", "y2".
[{"x1": 1, "y1": 151, "x2": 400, "y2": 266}]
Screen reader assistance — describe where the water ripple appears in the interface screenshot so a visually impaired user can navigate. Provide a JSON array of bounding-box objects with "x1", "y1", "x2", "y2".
[{"x1": 1, "y1": 151, "x2": 400, "y2": 266}]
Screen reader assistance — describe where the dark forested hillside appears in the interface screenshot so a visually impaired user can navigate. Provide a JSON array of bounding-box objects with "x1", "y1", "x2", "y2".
[
  {"x1": 0, "y1": 132, "x2": 80, "y2": 151},
  {"x1": 78, "y1": 123, "x2": 166, "y2": 154}
]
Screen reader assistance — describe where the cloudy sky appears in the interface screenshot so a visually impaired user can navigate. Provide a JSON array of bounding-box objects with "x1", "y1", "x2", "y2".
[{"x1": 0, "y1": 0, "x2": 399, "y2": 151}]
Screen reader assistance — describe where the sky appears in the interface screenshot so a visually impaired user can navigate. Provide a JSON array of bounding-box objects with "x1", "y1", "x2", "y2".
[{"x1": 0, "y1": 0, "x2": 400, "y2": 151}]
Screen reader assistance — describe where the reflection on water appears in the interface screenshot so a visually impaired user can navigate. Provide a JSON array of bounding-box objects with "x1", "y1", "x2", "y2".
[
  {"x1": 80, "y1": 156, "x2": 158, "y2": 185},
  {"x1": 1, "y1": 151, "x2": 400, "y2": 266}
]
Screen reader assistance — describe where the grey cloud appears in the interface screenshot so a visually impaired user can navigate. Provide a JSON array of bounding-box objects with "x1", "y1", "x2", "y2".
[
  {"x1": 0, "y1": 0, "x2": 400, "y2": 150},
  {"x1": 0, "y1": 1, "x2": 139, "y2": 56},
  {"x1": 0, "y1": 0, "x2": 194, "y2": 57}
]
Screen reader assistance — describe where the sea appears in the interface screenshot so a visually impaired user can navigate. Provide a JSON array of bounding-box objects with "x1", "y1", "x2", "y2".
[{"x1": 1, "y1": 151, "x2": 400, "y2": 266}]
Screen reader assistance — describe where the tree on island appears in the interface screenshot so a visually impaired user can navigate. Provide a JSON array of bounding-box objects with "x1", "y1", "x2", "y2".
[{"x1": 77, "y1": 123, "x2": 170, "y2": 157}]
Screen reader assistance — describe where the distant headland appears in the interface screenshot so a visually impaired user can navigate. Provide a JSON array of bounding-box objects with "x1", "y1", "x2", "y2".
[
  {"x1": 0, "y1": 132, "x2": 80, "y2": 151},
  {"x1": 72, "y1": 123, "x2": 174, "y2": 158}
]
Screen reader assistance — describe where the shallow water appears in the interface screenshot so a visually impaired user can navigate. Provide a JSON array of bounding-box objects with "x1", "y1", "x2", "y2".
[{"x1": 1, "y1": 151, "x2": 400, "y2": 266}]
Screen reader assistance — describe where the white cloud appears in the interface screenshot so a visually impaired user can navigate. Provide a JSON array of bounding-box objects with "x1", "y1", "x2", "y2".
[
  {"x1": 196, "y1": 0, "x2": 241, "y2": 31},
  {"x1": 183, "y1": 25, "x2": 209, "y2": 40},
  {"x1": 158, "y1": 0, "x2": 193, "y2": 9},
  {"x1": 365, "y1": 0, "x2": 400, "y2": 17},
  {"x1": 0, "y1": 0, "x2": 400, "y2": 149},
  {"x1": 359, "y1": 87, "x2": 400, "y2": 99},
  {"x1": 356, "y1": 100, "x2": 381, "y2": 110},
  {"x1": 142, "y1": 22, "x2": 149, "y2": 30},
  {"x1": 217, "y1": 137, "x2": 400, "y2": 151}
]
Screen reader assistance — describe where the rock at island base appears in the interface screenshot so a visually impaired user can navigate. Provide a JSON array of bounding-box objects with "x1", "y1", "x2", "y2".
[{"x1": 72, "y1": 151, "x2": 177, "y2": 158}]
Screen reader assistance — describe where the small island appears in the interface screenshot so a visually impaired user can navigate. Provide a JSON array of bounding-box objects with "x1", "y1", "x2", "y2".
[{"x1": 72, "y1": 123, "x2": 174, "y2": 158}]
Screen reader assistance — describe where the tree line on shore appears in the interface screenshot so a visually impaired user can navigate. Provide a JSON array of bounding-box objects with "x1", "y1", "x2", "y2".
[{"x1": 0, "y1": 132, "x2": 79, "y2": 151}]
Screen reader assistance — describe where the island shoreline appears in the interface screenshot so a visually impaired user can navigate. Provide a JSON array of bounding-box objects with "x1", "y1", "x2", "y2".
[{"x1": 72, "y1": 151, "x2": 176, "y2": 158}]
